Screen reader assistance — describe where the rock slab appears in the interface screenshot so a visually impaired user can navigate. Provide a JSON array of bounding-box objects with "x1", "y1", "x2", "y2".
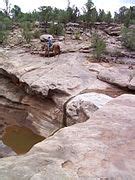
[{"x1": 0, "y1": 94, "x2": 134, "y2": 179}]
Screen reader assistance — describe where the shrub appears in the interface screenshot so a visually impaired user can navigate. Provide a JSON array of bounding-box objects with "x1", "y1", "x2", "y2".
[
  {"x1": 21, "y1": 21, "x2": 32, "y2": 31},
  {"x1": 48, "y1": 23, "x2": 64, "y2": 36},
  {"x1": 22, "y1": 29, "x2": 32, "y2": 43},
  {"x1": 32, "y1": 29, "x2": 41, "y2": 39},
  {"x1": 121, "y1": 27, "x2": 135, "y2": 51},
  {"x1": 0, "y1": 30, "x2": 9, "y2": 44},
  {"x1": 0, "y1": 16, "x2": 12, "y2": 44},
  {"x1": 21, "y1": 21, "x2": 33, "y2": 43},
  {"x1": 91, "y1": 33, "x2": 106, "y2": 60},
  {"x1": 0, "y1": 31, "x2": 6, "y2": 43}
]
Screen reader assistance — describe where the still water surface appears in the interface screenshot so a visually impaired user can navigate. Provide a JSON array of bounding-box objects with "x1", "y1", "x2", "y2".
[{"x1": 2, "y1": 125, "x2": 45, "y2": 154}]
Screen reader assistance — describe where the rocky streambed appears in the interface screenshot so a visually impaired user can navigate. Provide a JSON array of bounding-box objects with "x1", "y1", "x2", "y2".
[{"x1": 0, "y1": 47, "x2": 135, "y2": 179}]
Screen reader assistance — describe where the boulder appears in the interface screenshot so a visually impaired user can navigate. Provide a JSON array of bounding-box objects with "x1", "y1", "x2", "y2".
[
  {"x1": 40, "y1": 34, "x2": 54, "y2": 42},
  {"x1": 66, "y1": 93, "x2": 112, "y2": 126}
]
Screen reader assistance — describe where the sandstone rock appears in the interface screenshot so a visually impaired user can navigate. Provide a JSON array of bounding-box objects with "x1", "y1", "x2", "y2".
[
  {"x1": 129, "y1": 76, "x2": 135, "y2": 90},
  {"x1": 0, "y1": 75, "x2": 63, "y2": 138},
  {"x1": 105, "y1": 26, "x2": 122, "y2": 36},
  {"x1": 98, "y1": 66, "x2": 135, "y2": 90},
  {"x1": 40, "y1": 34, "x2": 54, "y2": 42},
  {"x1": 7, "y1": 28, "x2": 25, "y2": 46},
  {"x1": 129, "y1": 24, "x2": 135, "y2": 30},
  {"x1": 0, "y1": 140, "x2": 16, "y2": 158},
  {"x1": 66, "y1": 92, "x2": 112, "y2": 126},
  {"x1": 57, "y1": 36, "x2": 65, "y2": 41},
  {"x1": 66, "y1": 22, "x2": 80, "y2": 27},
  {"x1": 0, "y1": 47, "x2": 128, "y2": 140},
  {"x1": 0, "y1": 94, "x2": 134, "y2": 179}
]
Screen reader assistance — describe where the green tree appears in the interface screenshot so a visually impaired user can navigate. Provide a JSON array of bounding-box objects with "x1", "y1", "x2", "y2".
[
  {"x1": 105, "y1": 11, "x2": 112, "y2": 23},
  {"x1": 39, "y1": 6, "x2": 53, "y2": 23},
  {"x1": 66, "y1": 5, "x2": 80, "y2": 22},
  {"x1": 121, "y1": 27, "x2": 135, "y2": 50},
  {"x1": 11, "y1": 5, "x2": 22, "y2": 20},
  {"x1": 84, "y1": 0, "x2": 94, "y2": 22},
  {"x1": 91, "y1": 33, "x2": 106, "y2": 60},
  {"x1": 114, "y1": 6, "x2": 135, "y2": 27},
  {"x1": 98, "y1": 9, "x2": 106, "y2": 22}
]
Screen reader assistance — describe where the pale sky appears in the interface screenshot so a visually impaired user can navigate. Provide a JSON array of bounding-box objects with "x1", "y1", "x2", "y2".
[{"x1": 0, "y1": 0, "x2": 135, "y2": 14}]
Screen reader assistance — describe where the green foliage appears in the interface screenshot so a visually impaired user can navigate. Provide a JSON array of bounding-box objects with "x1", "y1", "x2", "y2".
[
  {"x1": 21, "y1": 21, "x2": 33, "y2": 43},
  {"x1": 32, "y1": 29, "x2": 41, "y2": 39},
  {"x1": 21, "y1": 21, "x2": 32, "y2": 31},
  {"x1": 22, "y1": 29, "x2": 32, "y2": 43},
  {"x1": 74, "y1": 31, "x2": 81, "y2": 40},
  {"x1": 98, "y1": 9, "x2": 106, "y2": 22},
  {"x1": 0, "y1": 12, "x2": 12, "y2": 31},
  {"x1": 114, "y1": 6, "x2": 135, "y2": 27},
  {"x1": 105, "y1": 11, "x2": 112, "y2": 23},
  {"x1": 121, "y1": 27, "x2": 135, "y2": 51},
  {"x1": 91, "y1": 33, "x2": 106, "y2": 60},
  {"x1": 83, "y1": 0, "x2": 95, "y2": 23},
  {"x1": 66, "y1": 5, "x2": 80, "y2": 23},
  {"x1": 48, "y1": 23, "x2": 64, "y2": 36},
  {"x1": 39, "y1": 6, "x2": 53, "y2": 23},
  {"x1": 11, "y1": 5, "x2": 22, "y2": 20},
  {"x1": 0, "y1": 12, "x2": 11, "y2": 44},
  {"x1": 0, "y1": 31, "x2": 6, "y2": 43}
]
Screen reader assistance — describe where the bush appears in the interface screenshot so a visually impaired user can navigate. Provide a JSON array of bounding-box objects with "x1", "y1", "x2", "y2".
[
  {"x1": 32, "y1": 29, "x2": 41, "y2": 39},
  {"x1": 21, "y1": 21, "x2": 32, "y2": 31},
  {"x1": 121, "y1": 27, "x2": 135, "y2": 51},
  {"x1": 0, "y1": 31, "x2": 6, "y2": 43},
  {"x1": 0, "y1": 30, "x2": 9, "y2": 44},
  {"x1": 0, "y1": 15, "x2": 11, "y2": 44},
  {"x1": 48, "y1": 23, "x2": 64, "y2": 36},
  {"x1": 22, "y1": 29, "x2": 32, "y2": 43},
  {"x1": 21, "y1": 21, "x2": 33, "y2": 43},
  {"x1": 91, "y1": 33, "x2": 106, "y2": 60}
]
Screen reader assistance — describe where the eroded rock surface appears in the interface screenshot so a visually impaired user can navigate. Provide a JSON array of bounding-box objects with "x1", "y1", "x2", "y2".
[
  {"x1": 0, "y1": 94, "x2": 134, "y2": 179},
  {"x1": 98, "y1": 65, "x2": 135, "y2": 90},
  {"x1": 66, "y1": 92, "x2": 112, "y2": 126},
  {"x1": 0, "y1": 74, "x2": 63, "y2": 138},
  {"x1": 0, "y1": 48, "x2": 131, "y2": 139},
  {"x1": 0, "y1": 140, "x2": 16, "y2": 158}
]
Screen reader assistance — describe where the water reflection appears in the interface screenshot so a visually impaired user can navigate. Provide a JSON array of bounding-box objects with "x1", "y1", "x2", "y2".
[{"x1": 2, "y1": 125, "x2": 45, "y2": 154}]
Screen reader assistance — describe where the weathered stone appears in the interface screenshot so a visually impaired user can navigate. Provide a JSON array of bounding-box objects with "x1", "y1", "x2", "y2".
[
  {"x1": 105, "y1": 26, "x2": 122, "y2": 36},
  {"x1": 40, "y1": 34, "x2": 54, "y2": 42},
  {"x1": 0, "y1": 48, "x2": 127, "y2": 138},
  {"x1": 98, "y1": 66, "x2": 135, "y2": 90},
  {"x1": 0, "y1": 140, "x2": 16, "y2": 158},
  {"x1": 129, "y1": 76, "x2": 135, "y2": 90},
  {"x1": 0, "y1": 75, "x2": 63, "y2": 138},
  {"x1": 0, "y1": 94, "x2": 134, "y2": 179},
  {"x1": 66, "y1": 92, "x2": 112, "y2": 126}
]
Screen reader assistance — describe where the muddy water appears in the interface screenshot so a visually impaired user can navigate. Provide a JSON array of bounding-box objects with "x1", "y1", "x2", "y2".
[{"x1": 2, "y1": 125, "x2": 45, "y2": 154}]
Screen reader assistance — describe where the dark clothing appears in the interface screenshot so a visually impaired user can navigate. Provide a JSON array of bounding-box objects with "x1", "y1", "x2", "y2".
[{"x1": 48, "y1": 38, "x2": 52, "y2": 48}]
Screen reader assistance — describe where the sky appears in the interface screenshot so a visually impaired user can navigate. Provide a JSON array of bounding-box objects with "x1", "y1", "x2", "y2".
[{"x1": 0, "y1": 0, "x2": 135, "y2": 15}]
